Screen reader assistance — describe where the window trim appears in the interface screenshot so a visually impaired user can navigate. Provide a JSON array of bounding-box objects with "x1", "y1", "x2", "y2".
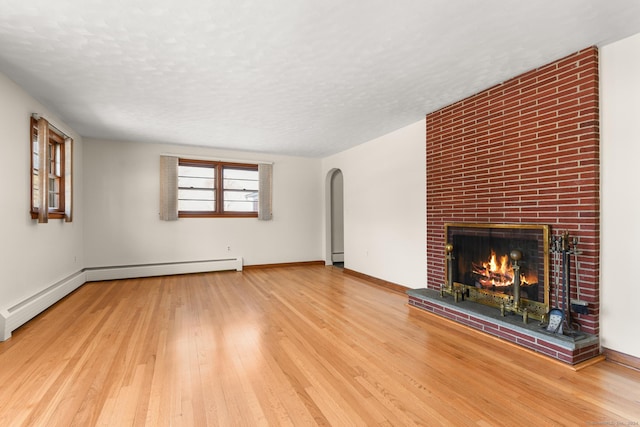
[
  {"x1": 178, "y1": 158, "x2": 259, "y2": 218},
  {"x1": 30, "y1": 116, "x2": 73, "y2": 222},
  {"x1": 46, "y1": 130, "x2": 65, "y2": 214}
]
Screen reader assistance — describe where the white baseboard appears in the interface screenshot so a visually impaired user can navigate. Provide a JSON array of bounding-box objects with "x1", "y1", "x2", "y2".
[{"x1": 0, "y1": 257, "x2": 243, "y2": 341}]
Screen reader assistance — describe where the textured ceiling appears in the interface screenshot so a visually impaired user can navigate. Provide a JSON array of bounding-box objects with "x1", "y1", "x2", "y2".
[{"x1": 1, "y1": 1, "x2": 640, "y2": 157}]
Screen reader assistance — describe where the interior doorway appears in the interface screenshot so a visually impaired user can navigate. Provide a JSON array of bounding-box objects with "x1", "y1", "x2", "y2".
[{"x1": 326, "y1": 169, "x2": 344, "y2": 266}]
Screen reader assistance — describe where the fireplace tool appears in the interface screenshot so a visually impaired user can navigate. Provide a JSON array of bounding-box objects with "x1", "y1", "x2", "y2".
[
  {"x1": 547, "y1": 235, "x2": 565, "y2": 333},
  {"x1": 548, "y1": 231, "x2": 585, "y2": 335},
  {"x1": 571, "y1": 239, "x2": 588, "y2": 315}
]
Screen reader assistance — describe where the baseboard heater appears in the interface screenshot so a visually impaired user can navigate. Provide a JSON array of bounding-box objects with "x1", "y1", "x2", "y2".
[
  {"x1": 1, "y1": 270, "x2": 86, "y2": 341},
  {"x1": 0, "y1": 257, "x2": 242, "y2": 341},
  {"x1": 84, "y1": 258, "x2": 242, "y2": 281}
]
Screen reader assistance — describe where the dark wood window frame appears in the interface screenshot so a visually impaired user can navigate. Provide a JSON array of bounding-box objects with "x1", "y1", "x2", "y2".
[
  {"x1": 178, "y1": 158, "x2": 259, "y2": 218},
  {"x1": 30, "y1": 116, "x2": 71, "y2": 221}
]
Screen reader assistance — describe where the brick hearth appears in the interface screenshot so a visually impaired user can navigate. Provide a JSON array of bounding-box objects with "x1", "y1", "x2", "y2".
[
  {"x1": 417, "y1": 47, "x2": 600, "y2": 364},
  {"x1": 407, "y1": 289, "x2": 599, "y2": 365}
]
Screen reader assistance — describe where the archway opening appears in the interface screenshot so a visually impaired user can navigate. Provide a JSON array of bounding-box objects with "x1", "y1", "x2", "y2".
[{"x1": 325, "y1": 169, "x2": 344, "y2": 266}]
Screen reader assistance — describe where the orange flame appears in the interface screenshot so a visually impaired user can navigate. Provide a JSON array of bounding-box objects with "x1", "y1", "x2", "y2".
[{"x1": 473, "y1": 250, "x2": 537, "y2": 288}]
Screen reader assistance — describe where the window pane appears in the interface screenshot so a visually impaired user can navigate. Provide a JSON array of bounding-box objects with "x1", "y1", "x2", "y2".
[
  {"x1": 32, "y1": 170, "x2": 39, "y2": 209},
  {"x1": 224, "y1": 200, "x2": 257, "y2": 212},
  {"x1": 223, "y1": 168, "x2": 258, "y2": 191},
  {"x1": 224, "y1": 190, "x2": 258, "y2": 201},
  {"x1": 224, "y1": 168, "x2": 258, "y2": 180},
  {"x1": 179, "y1": 184, "x2": 216, "y2": 212},
  {"x1": 55, "y1": 144, "x2": 61, "y2": 176},
  {"x1": 32, "y1": 140, "x2": 39, "y2": 169},
  {"x1": 179, "y1": 188, "x2": 215, "y2": 201},
  {"x1": 48, "y1": 176, "x2": 59, "y2": 209},
  {"x1": 178, "y1": 176, "x2": 215, "y2": 189},
  {"x1": 224, "y1": 178, "x2": 259, "y2": 191},
  {"x1": 179, "y1": 165, "x2": 215, "y2": 178},
  {"x1": 51, "y1": 178, "x2": 59, "y2": 191},
  {"x1": 49, "y1": 192, "x2": 56, "y2": 208},
  {"x1": 179, "y1": 200, "x2": 215, "y2": 212},
  {"x1": 224, "y1": 190, "x2": 258, "y2": 212}
]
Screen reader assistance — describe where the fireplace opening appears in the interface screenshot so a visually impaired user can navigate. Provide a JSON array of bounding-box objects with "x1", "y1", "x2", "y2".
[
  {"x1": 443, "y1": 223, "x2": 550, "y2": 322},
  {"x1": 455, "y1": 235, "x2": 541, "y2": 301}
]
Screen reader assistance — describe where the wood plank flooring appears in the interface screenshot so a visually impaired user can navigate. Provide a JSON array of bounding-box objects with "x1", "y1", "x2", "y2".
[{"x1": 1, "y1": 265, "x2": 639, "y2": 426}]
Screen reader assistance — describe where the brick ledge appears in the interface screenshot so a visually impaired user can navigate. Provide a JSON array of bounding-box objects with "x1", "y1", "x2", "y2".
[{"x1": 407, "y1": 288, "x2": 600, "y2": 365}]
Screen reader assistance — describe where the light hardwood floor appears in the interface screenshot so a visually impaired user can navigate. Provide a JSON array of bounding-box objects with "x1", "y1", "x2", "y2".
[{"x1": 0, "y1": 266, "x2": 639, "y2": 426}]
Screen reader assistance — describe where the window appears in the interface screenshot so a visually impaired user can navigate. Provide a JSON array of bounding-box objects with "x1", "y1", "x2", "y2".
[
  {"x1": 30, "y1": 116, "x2": 73, "y2": 222},
  {"x1": 160, "y1": 156, "x2": 271, "y2": 221},
  {"x1": 178, "y1": 159, "x2": 259, "y2": 218}
]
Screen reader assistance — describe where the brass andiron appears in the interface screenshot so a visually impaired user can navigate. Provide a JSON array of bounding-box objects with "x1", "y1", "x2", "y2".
[
  {"x1": 440, "y1": 243, "x2": 462, "y2": 302},
  {"x1": 499, "y1": 249, "x2": 529, "y2": 324},
  {"x1": 440, "y1": 241, "x2": 536, "y2": 323}
]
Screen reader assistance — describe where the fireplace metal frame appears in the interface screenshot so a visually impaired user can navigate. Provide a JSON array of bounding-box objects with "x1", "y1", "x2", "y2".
[{"x1": 442, "y1": 223, "x2": 550, "y2": 322}]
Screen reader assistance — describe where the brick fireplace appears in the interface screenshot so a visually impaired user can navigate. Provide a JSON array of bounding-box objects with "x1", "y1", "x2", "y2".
[{"x1": 410, "y1": 47, "x2": 601, "y2": 364}]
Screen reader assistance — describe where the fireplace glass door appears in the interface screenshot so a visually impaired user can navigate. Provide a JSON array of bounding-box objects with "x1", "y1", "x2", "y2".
[{"x1": 445, "y1": 223, "x2": 550, "y2": 318}]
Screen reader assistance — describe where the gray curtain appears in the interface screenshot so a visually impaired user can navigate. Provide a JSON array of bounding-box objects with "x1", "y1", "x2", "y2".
[
  {"x1": 258, "y1": 163, "x2": 273, "y2": 221},
  {"x1": 159, "y1": 155, "x2": 179, "y2": 221},
  {"x1": 64, "y1": 137, "x2": 73, "y2": 222}
]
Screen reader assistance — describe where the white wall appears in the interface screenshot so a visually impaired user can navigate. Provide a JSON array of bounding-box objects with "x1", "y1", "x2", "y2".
[
  {"x1": 322, "y1": 119, "x2": 427, "y2": 288},
  {"x1": 600, "y1": 32, "x2": 640, "y2": 359},
  {"x1": 0, "y1": 72, "x2": 84, "y2": 308},
  {"x1": 83, "y1": 138, "x2": 323, "y2": 267}
]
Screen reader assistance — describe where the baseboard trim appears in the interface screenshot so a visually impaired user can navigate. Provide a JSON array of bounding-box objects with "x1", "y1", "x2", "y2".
[
  {"x1": 244, "y1": 260, "x2": 325, "y2": 270},
  {"x1": 603, "y1": 347, "x2": 640, "y2": 371},
  {"x1": 343, "y1": 268, "x2": 409, "y2": 295}
]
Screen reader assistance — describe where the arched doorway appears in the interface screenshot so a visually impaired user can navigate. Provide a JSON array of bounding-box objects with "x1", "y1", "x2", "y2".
[{"x1": 325, "y1": 169, "x2": 344, "y2": 266}]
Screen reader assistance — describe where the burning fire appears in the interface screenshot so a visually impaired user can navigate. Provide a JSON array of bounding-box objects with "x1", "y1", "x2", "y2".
[{"x1": 472, "y1": 250, "x2": 531, "y2": 288}]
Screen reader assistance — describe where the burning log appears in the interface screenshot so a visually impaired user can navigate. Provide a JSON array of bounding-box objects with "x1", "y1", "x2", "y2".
[{"x1": 472, "y1": 262, "x2": 514, "y2": 287}]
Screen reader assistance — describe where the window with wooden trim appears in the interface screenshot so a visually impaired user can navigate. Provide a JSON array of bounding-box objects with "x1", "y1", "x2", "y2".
[
  {"x1": 178, "y1": 159, "x2": 259, "y2": 218},
  {"x1": 30, "y1": 116, "x2": 73, "y2": 222}
]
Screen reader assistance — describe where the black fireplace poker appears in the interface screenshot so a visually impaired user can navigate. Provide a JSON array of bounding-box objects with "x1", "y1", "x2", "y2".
[{"x1": 561, "y1": 232, "x2": 573, "y2": 332}]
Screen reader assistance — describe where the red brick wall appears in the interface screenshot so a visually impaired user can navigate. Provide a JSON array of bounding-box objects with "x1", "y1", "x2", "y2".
[{"x1": 426, "y1": 47, "x2": 600, "y2": 335}]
